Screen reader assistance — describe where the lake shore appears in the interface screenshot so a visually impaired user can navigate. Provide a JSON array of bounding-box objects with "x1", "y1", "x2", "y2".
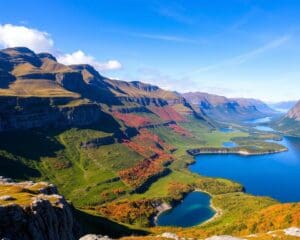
[
  {"x1": 153, "y1": 202, "x2": 172, "y2": 225},
  {"x1": 194, "y1": 189, "x2": 223, "y2": 225},
  {"x1": 187, "y1": 147, "x2": 288, "y2": 156},
  {"x1": 154, "y1": 190, "x2": 222, "y2": 227}
]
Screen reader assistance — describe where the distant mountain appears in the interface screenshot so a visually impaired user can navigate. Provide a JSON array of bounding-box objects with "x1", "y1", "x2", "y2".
[
  {"x1": 0, "y1": 47, "x2": 211, "y2": 131},
  {"x1": 182, "y1": 92, "x2": 277, "y2": 123},
  {"x1": 0, "y1": 47, "x2": 298, "y2": 238},
  {"x1": 274, "y1": 100, "x2": 300, "y2": 136},
  {"x1": 268, "y1": 101, "x2": 297, "y2": 113}
]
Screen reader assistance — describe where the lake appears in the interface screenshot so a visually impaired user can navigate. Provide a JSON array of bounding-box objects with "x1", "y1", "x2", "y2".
[
  {"x1": 157, "y1": 117, "x2": 300, "y2": 228},
  {"x1": 190, "y1": 136, "x2": 300, "y2": 202},
  {"x1": 156, "y1": 191, "x2": 215, "y2": 227},
  {"x1": 222, "y1": 141, "x2": 237, "y2": 148}
]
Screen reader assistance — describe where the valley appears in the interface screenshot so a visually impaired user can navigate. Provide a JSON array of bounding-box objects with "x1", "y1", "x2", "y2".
[{"x1": 0, "y1": 47, "x2": 299, "y2": 240}]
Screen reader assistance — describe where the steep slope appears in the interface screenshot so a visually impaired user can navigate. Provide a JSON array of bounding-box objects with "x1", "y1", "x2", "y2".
[
  {"x1": 274, "y1": 100, "x2": 300, "y2": 136},
  {"x1": 0, "y1": 177, "x2": 80, "y2": 240},
  {"x1": 0, "y1": 47, "x2": 297, "y2": 239},
  {"x1": 182, "y1": 92, "x2": 277, "y2": 123},
  {"x1": 0, "y1": 47, "x2": 212, "y2": 132}
]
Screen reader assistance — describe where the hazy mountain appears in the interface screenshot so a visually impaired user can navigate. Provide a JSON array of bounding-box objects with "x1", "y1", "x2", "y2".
[
  {"x1": 274, "y1": 100, "x2": 300, "y2": 136},
  {"x1": 182, "y1": 92, "x2": 277, "y2": 123},
  {"x1": 268, "y1": 101, "x2": 298, "y2": 112}
]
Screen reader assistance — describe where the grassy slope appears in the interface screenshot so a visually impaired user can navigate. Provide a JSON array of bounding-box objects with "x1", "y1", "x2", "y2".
[{"x1": 0, "y1": 110, "x2": 297, "y2": 238}]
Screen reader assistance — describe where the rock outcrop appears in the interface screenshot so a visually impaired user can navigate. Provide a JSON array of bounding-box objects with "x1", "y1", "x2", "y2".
[
  {"x1": 0, "y1": 177, "x2": 80, "y2": 240},
  {"x1": 0, "y1": 96, "x2": 104, "y2": 131},
  {"x1": 79, "y1": 235, "x2": 113, "y2": 240}
]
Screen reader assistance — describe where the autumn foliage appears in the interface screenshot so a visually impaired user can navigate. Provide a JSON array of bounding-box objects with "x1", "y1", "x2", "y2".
[
  {"x1": 119, "y1": 129, "x2": 174, "y2": 188},
  {"x1": 97, "y1": 199, "x2": 158, "y2": 226},
  {"x1": 168, "y1": 123, "x2": 193, "y2": 137},
  {"x1": 150, "y1": 106, "x2": 186, "y2": 122},
  {"x1": 167, "y1": 182, "x2": 193, "y2": 202},
  {"x1": 113, "y1": 112, "x2": 152, "y2": 128}
]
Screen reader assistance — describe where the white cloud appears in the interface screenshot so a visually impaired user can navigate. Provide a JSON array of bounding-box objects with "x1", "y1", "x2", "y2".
[
  {"x1": 0, "y1": 24, "x2": 54, "y2": 52},
  {"x1": 0, "y1": 24, "x2": 122, "y2": 72},
  {"x1": 57, "y1": 50, "x2": 122, "y2": 71}
]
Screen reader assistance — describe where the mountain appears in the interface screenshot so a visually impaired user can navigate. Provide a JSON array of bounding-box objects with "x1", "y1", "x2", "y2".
[
  {"x1": 182, "y1": 92, "x2": 277, "y2": 123},
  {"x1": 269, "y1": 101, "x2": 298, "y2": 112},
  {"x1": 274, "y1": 100, "x2": 300, "y2": 136},
  {"x1": 0, "y1": 47, "x2": 210, "y2": 132},
  {"x1": 0, "y1": 47, "x2": 297, "y2": 239}
]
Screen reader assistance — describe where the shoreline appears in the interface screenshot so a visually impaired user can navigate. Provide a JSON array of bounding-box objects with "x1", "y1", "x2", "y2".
[
  {"x1": 153, "y1": 190, "x2": 223, "y2": 227},
  {"x1": 187, "y1": 147, "x2": 288, "y2": 157},
  {"x1": 153, "y1": 202, "x2": 172, "y2": 225},
  {"x1": 153, "y1": 144, "x2": 288, "y2": 228},
  {"x1": 194, "y1": 189, "x2": 223, "y2": 225}
]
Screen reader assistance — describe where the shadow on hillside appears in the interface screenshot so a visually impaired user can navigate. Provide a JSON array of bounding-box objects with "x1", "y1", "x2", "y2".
[
  {"x1": 0, "y1": 109, "x2": 124, "y2": 161},
  {"x1": 0, "y1": 155, "x2": 41, "y2": 179},
  {"x1": 0, "y1": 130, "x2": 64, "y2": 161},
  {"x1": 74, "y1": 208, "x2": 149, "y2": 238},
  {"x1": 76, "y1": 110, "x2": 122, "y2": 133}
]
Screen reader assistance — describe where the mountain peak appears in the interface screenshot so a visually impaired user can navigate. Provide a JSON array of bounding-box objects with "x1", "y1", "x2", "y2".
[
  {"x1": 37, "y1": 52, "x2": 57, "y2": 62},
  {"x1": 2, "y1": 47, "x2": 36, "y2": 56}
]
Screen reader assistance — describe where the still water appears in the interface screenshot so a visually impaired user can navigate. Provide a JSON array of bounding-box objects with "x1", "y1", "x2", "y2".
[
  {"x1": 156, "y1": 191, "x2": 215, "y2": 227},
  {"x1": 190, "y1": 136, "x2": 300, "y2": 202}
]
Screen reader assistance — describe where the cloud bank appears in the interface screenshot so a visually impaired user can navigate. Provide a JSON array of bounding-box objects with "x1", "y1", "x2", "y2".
[
  {"x1": 0, "y1": 24, "x2": 54, "y2": 52},
  {"x1": 0, "y1": 23, "x2": 121, "y2": 72},
  {"x1": 57, "y1": 50, "x2": 122, "y2": 71}
]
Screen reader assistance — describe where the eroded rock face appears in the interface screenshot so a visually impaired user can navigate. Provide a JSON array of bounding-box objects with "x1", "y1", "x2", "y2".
[
  {"x1": 0, "y1": 177, "x2": 80, "y2": 240},
  {"x1": 79, "y1": 234, "x2": 113, "y2": 240},
  {"x1": 0, "y1": 96, "x2": 103, "y2": 132},
  {"x1": 284, "y1": 227, "x2": 300, "y2": 237}
]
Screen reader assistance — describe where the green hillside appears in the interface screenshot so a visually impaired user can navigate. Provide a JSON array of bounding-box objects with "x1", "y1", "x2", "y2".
[{"x1": 0, "y1": 47, "x2": 298, "y2": 239}]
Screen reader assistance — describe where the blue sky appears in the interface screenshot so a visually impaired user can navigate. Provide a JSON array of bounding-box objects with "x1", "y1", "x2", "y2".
[{"x1": 0, "y1": 0, "x2": 300, "y2": 102}]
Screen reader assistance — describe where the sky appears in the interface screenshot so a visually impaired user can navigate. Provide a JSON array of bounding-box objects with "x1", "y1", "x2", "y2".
[{"x1": 0, "y1": 0, "x2": 300, "y2": 102}]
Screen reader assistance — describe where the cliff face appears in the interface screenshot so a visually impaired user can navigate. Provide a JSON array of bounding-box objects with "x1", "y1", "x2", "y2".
[
  {"x1": 0, "y1": 177, "x2": 80, "y2": 240},
  {"x1": 0, "y1": 96, "x2": 103, "y2": 131},
  {"x1": 0, "y1": 47, "x2": 213, "y2": 132}
]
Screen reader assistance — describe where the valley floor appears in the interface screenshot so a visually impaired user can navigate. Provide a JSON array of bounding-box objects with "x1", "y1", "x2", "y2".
[{"x1": 1, "y1": 115, "x2": 298, "y2": 239}]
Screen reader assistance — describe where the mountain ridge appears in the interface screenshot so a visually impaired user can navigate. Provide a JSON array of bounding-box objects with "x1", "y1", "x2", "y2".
[{"x1": 182, "y1": 91, "x2": 277, "y2": 123}]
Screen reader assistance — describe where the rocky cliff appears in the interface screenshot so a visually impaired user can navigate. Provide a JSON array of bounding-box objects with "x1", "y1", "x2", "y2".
[
  {"x1": 0, "y1": 177, "x2": 80, "y2": 240},
  {"x1": 0, "y1": 47, "x2": 212, "y2": 132},
  {"x1": 0, "y1": 96, "x2": 104, "y2": 131}
]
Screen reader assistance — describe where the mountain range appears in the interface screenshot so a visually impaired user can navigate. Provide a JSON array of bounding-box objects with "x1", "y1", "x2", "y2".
[
  {"x1": 0, "y1": 47, "x2": 299, "y2": 239},
  {"x1": 268, "y1": 101, "x2": 298, "y2": 112},
  {"x1": 182, "y1": 92, "x2": 277, "y2": 123},
  {"x1": 275, "y1": 100, "x2": 300, "y2": 136}
]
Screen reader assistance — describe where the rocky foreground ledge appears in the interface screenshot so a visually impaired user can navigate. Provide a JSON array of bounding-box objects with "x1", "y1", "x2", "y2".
[{"x1": 0, "y1": 176, "x2": 80, "y2": 240}]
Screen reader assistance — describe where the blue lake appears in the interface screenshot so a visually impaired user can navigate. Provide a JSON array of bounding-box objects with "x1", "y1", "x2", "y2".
[
  {"x1": 156, "y1": 191, "x2": 215, "y2": 227},
  {"x1": 245, "y1": 117, "x2": 272, "y2": 124},
  {"x1": 223, "y1": 141, "x2": 237, "y2": 148},
  {"x1": 157, "y1": 117, "x2": 300, "y2": 228},
  {"x1": 254, "y1": 126, "x2": 275, "y2": 132},
  {"x1": 190, "y1": 137, "x2": 300, "y2": 202},
  {"x1": 220, "y1": 127, "x2": 234, "y2": 133}
]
